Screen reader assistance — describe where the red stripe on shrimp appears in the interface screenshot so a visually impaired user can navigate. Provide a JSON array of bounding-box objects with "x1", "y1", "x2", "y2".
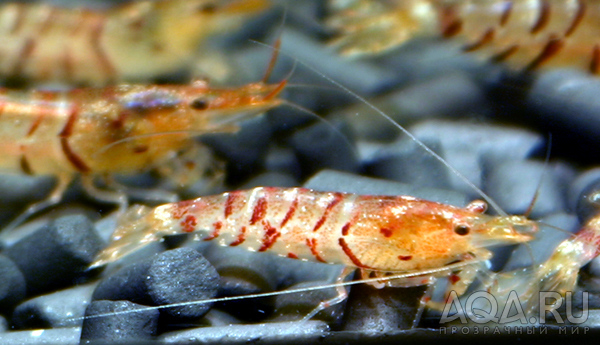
[
  {"x1": 280, "y1": 197, "x2": 298, "y2": 228},
  {"x1": 229, "y1": 226, "x2": 246, "y2": 247},
  {"x1": 306, "y1": 238, "x2": 326, "y2": 263},
  {"x1": 250, "y1": 197, "x2": 268, "y2": 225},
  {"x1": 258, "y1": 221, "x2": 280, "y2": 252},
  {"x1": 339, "y1": 238, "x2": 370, "y2": 268},
  {"x1": 313, "y1": 193, "x2": 343, "y2": 232}
]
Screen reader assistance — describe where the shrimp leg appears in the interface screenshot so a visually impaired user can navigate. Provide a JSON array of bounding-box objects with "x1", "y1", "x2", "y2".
[
  {"x1": 3, "y1": 173, "x2": 71, "y2": 231},
  {"x1": 300, "y1": 266, "x2": 355, "y2": 322}
]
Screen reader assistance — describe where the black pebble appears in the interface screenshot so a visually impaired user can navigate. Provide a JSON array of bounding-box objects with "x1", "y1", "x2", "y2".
[
  {"x1": 290, "y1": 121, "x2": 360, "y2": 178},
  {"x1": 5, "y1": 214, "x2": 102, "y2": 296},
  {"x1": 92, "y1": 247, "x2": 220, "y2": 321},
  {"x1": 80, "y1": 300, "x2": 159, "y2": 344},
  {"x1": 0, "y1": 254, "x2": 26, "y2": 311}
]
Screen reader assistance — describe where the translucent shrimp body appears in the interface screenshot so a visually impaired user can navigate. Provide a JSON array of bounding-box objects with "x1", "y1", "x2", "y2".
[
  {"x1": 0, "y1": 81, "x2": 284, "y2": 178},
  {"x1": 328, "y1": 0, "x2": 600, "y2": 74},
  {"x1": 92, "y1": 187, "x2": 536, "y2": 274},
  {"x1": 0, "y1": 0, "x2": 269, "y2": 85},
  {"x1": 0, "y1": 79, "x2": 285, "y2": 230},
  {"x1": 493, "y1": 212, "x2": 600, "y2": 317}
]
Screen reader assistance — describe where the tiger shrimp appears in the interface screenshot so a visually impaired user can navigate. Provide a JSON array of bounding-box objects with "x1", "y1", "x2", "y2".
[
  {"x1": 327, "y1": 0, "x2": 600, "y2": 75},
  {"x1": 0, "y1": 77, "x2": 286, "y2": 230},
  {"x1": 0, "y1": 0, "x2": 269, "y2": 85},
  {"x1": 90, "y1": 186, "x2": 538, "y2": 323}
]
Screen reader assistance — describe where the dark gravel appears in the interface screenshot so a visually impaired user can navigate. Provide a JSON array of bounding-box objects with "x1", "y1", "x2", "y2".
[{"x1": 4, "y1": 215, "x2": 103, "y2": 295}]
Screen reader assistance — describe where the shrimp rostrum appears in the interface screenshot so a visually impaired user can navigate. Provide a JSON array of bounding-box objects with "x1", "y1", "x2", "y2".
[
  {"x1": 91, "y1": 187, "x2": 538, "y2": 321},
  {"x1": 0, "y1": 78, "x2": 286, "y2": 228},
  {"x1": 0, "y1": 0, "x2": 269, "y2": 85}
]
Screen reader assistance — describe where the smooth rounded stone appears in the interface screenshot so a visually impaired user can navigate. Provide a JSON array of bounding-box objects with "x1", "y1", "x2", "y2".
[
  {"x1": 330, "y1": 74, "x2": 488, "y2": 142},
  {"x1": 239, "y1": 172, "x2": 299, "y2": 189},
  {"x1": 569, "y1": 168, "x2": 600, "y2": 223},
  {"x1": 366, "y1": 137, "x2": 453, "y2": 190},
  {"x1": 304, "y1": 169, "x2": 469, "y2": 207},
  {"x1": 0, "y1": 314, "x2": 7, "y2": 332},
  {"x1": 483, "y1": 160, "x2": 568, "y2": 218},
  {"x1": 381, "y1": 73, "x2": 487, "y2": 123},
  {"x1": 158, "y1": 320, "x2": 329, "y2": 344},
  {"x1": 342, "y1": 284, "x2": 427, "y2": 331},
  {"x1": 271, "y1": 0, "x2": 327, "y2": 36},
  {"x1": 289, "y1": 120, "x2": 360, "y2": 178},
  {"x1": 562, "y1": 309, "x2": 600, "y2": 328},
  {"x1": 198, "y1": 309, "x2": 242, "y2": 327},
  {"x1": 202, "y1": 244, "x2": 279, "y2": 321},
  {"x1": 12, "y1": 283, "x2": 96, "y2": 329},
  {"x1": 0, "y1": 254, "x2": 26, "y2": 311},
  {"x1": 0, "y1": 173, "x2": 55, "y2": 205},
  {"x1": 0, "y1": 173, "x2": 56, "y2": 227},
  {"x1": 200, "y1": 115, "x2": 273, "y2": 184},
  {"x1": 0, "y1": 205, "x2": 99, "y2": 249},
  {"x1": 93, "y1": 211, "x2": 119, "y2": 243},
  {"x1": 409, "y1": 120, "x2": 544, "y2": 195},
  {"x1": 275, "y1": 28, "x2": 397, "y2": 96},
  {"x1": 502, "y1": 213, "x2": 580, "y2": 271},
  {"x1": 410, "y1": 120, "x2": 544, "y2": 165},
  {"x1": 80, "y1": 300, "x2": 159, "y2": 344},
  {"x1": 376, "y1": 38, "x2": 491, "y2": 83},
  {"x1": 5, "y1": 215, "x2": 103, "y2": 296},
  {"x1": 264, "y1": 146, "x2": 302, "y2": 181},
  {"x1": 527, "y1": 69, "x2": 600, "y2": 159},
  {"x1": 555, "y1": 279, "x2": 600, "y2": 312},
  {"x1": 270, "y1": 280, "x2": 346, "y2": 325},
  {"x1": 92, "y1": 248, "x2": 220, "y2": 320},
  {"x1": 0, "y1": 327, "x2": 81, "y2": 345},
  {"x1": 588, "y1": 256, "x2": 600, "y2": 278}
]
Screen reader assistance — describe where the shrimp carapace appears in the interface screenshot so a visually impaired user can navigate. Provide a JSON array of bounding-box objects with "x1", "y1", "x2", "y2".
[
  {"x1": 0, "y1": 0, "x2": 270, "y2": 85},
  {"x1": 327, "y1": 0, "x2": 600, "y2": 75}
]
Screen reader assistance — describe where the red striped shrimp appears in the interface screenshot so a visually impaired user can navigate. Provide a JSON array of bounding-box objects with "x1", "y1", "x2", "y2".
[
  {"x1": 327, "y1": 0, "x2": 600, "y2": 75},
  {"x1": 0, "y1": 0, "x2": 269, "y2": 85},
  {"x1": 0, "y1": 78, "x2": 286, "y2": 229},
  {"x1": 90, "y1": 186, "x2": 537, "y2": 321}
]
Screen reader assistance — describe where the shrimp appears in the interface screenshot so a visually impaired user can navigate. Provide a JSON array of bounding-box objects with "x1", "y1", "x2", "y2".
[
  {"x1": 327, "y1": 0, "x2": 600, "y2": 75},
  {"x1": 0, "y1": 0, "x2": 269, "y2": 85},
  {"x1": 488, "y1": 197, "x2": 600, "y2": 319},
  {"x1": 90, "y1": 186, "x2": 537, "y2": 321},
  {"x1": 0, "y1": 77, "x2": 286, "y2": 229}
]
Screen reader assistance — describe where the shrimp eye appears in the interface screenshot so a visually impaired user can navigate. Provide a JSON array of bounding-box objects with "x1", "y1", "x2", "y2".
[
  {"x1": 190, "y1": 98, "x2": 209, "y2": 110},
  {"x1": 454, "y1": 225, "x2": 470, "y2": 236}
]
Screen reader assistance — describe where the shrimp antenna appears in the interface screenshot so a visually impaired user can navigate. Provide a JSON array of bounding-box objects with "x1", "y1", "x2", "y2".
[
  {"x1": 523, "y1": 133, "x2": 553, "y2": 218},
  {"x1": 68, "y1": 259, "x2": 481, "y2": 323},
  {"x1": 261, "y1": 6, "x2": 287, "y2": 83},
  {"x1": 536, "y1": 221, "x2": 578, "y2": 237},
  {"x1": 92, "y1": 129, "x2": 227, "y2": 159},
  {"x1": 249, "y1": 40, "x2": 509, "y2": 216}
]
